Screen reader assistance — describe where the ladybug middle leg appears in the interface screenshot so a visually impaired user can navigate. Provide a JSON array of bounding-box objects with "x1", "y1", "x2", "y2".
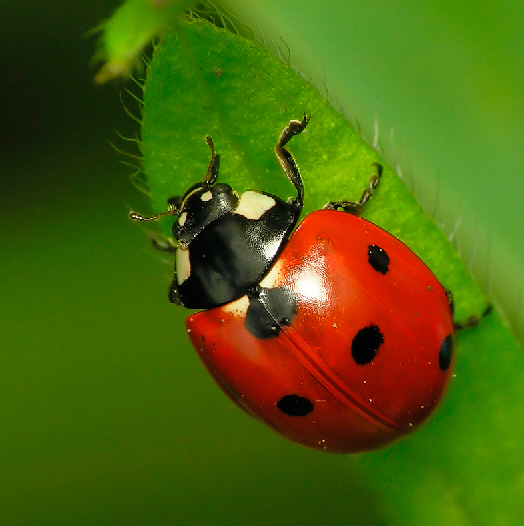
[{"x1": 323, "y1": 163, "x2": 383, "y2": 216}]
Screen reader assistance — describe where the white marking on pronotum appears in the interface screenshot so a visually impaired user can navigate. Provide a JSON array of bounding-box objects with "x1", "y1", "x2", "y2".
[
  {"x1": 178, "y1": 211, "x2": 187, "y2": 227},
  {"x1": 176, "y1": 248, "x2": 191, "y2": 284},
  {"x1": 200, "y1": 190, "x2": 213, "y2": 202},
  {"x1": 234, "y1": 191, "x2": 275, "y2": 220}
]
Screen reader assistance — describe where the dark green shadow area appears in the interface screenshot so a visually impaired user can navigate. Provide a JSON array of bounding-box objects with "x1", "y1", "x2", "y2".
[{"x1": 0, "y1": 3, "x2": 387, "y2": 524}]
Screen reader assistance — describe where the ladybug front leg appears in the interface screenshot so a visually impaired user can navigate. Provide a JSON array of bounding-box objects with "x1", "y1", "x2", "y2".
[
  {"x1": 323, "y1": 163, "x2": 383, "y2": 216},
  {"x1": 275, "y1": 114, "x2": 310, "y2": 209}
]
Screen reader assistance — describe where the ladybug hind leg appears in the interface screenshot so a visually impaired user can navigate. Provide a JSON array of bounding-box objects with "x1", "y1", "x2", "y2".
[
  {"x1": 323, "y1": 162, "x2": 383, "y2": 216},
  {"x1": 454, "y1": 304, "x2": 493, "y2": 330}
]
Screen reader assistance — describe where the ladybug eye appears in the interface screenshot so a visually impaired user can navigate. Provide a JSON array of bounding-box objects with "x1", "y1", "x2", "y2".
[
  {"x1": 368, "y1": 244, "x2": 390, "y2": 274},
  {"x1": 351, "y1": 324, "x2": 384, "y2": 365}
]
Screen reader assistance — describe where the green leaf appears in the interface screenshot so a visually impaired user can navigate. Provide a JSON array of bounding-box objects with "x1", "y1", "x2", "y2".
[
  {"x1": 137, "y1": 16, "x2": 524, "y2": 525},
  {"x1": 92, "y1": 0, "x2": 195, "y2": 83}
]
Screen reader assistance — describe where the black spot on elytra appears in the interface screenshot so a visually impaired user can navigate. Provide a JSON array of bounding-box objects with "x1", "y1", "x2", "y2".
[
  {"x1": 368, "y1": 244, "x2": 389, "y2": 274},
  {"x1": 277, "y1": 394, "x2": 314, "y2": 416},
  {"x1": 352, "y1": 324, "x2": 384, "y2": 365},
  {"x1": 439, "y1": 334, "x2": 454, "y2": 371},
  {"x1": 244, "y1": 286, "x2": 297, "y2": 339}
]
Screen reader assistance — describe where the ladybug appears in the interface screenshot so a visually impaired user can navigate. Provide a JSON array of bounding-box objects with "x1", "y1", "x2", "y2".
[{"x1": 130, "y1": 115, "x2": 457, "y2": 453}]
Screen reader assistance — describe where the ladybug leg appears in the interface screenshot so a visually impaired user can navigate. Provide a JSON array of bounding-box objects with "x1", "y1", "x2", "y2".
[
  {"x1": 275, "y1": 114, "x2": 310, "y2": 208},
  {"x1": 151, "y1": 235, "x2": 177, "y2": 253},
  {"x1": 323, "y1": 163, "x2": 383, "y2": 216},
  {"x1": 168, "y1": 276, "x2": 183, "y2": 305},
  {"x1": 445, "y1": 287, "x2": 492, "y2": 330},
  {"x1": 454, "y1": 304, "x2": 493, "y2": 330},
  {"x1": 444, "y1": 288, "x2": 455, "y2": 315}
]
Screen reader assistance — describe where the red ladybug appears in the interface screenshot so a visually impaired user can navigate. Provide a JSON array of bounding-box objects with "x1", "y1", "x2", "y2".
[{"x1": 130, "y1": 115, "x2": 456, "y2": 453}]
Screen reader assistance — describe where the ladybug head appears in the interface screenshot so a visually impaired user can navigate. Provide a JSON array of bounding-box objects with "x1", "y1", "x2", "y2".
[
  {"x1": 171, "y1": 181, "x2": 239, "y2": 248},
  {"x1": 128, "y1": 135, "x2": 240, "y2": 250},
  {"x1": 168, "y1": 135, "x2": 239, "y2": 249}
]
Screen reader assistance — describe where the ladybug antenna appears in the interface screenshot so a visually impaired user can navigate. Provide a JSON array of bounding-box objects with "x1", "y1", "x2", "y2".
[
  {"x1": 129, "y1": 134, "x2": 220, "y2": 223},
  {"x1": 204, "y1": 135, "x2": 220, "y2": 186},
  {"x1": 128, "y1": 201, "x2": 178, "y2": 223}
]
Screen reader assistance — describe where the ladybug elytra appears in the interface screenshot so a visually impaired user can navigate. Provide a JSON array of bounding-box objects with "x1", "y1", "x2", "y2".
[{"x1": 130, "y1": 115, "x2": 456, "y2": 453}]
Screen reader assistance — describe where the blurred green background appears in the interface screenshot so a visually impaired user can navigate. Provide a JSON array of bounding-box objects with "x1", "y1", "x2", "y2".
[
  {"x1": 1, "y1": 1, "x2": 522, "y2": 524},
  {"x1": 0, "y1": 2, "x2": 383, "y2": 524}
]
